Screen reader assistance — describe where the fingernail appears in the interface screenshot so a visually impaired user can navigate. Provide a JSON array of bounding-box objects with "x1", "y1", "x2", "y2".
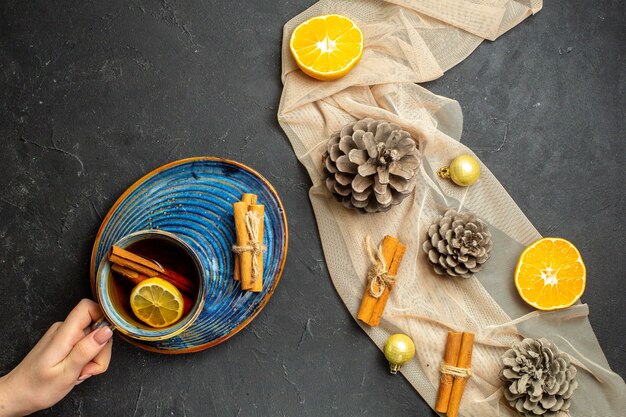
[
  {"x1": 76, "y1": 374, "x2": 92, "y2": 384},
  {"x1": 93, "y1": 326, "x2": 113, "y2": 345}
]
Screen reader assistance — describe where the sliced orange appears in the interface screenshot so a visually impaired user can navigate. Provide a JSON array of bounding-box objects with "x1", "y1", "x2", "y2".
[
  {"x1": 130, "y1": 277, "x2": 184, "y2": 328},
  {"x1": 514, "y1": 238, "x2": 586, "y2": 310},
  {"x1": 289, "y1": 14, "x2": 364, "y2": 81}
]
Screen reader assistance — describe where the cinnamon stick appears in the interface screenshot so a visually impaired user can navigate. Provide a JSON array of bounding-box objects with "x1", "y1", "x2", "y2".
[
  {"x1": 112, "y1": 246, "x2": 195, "y2": 293},
  {"x1": 233, "y1": 251, "x2": 240, "y2": 280},
  {"x1": 109, "y1": 253, "x2": 159, "y2": 279},
  {"x1": 242, "y1": 194, "x2": 258, "y2": 205},
  {"x1": 234, "y1": 194, "x2": 258, "y2": 281},
  {"x1": 368, "y1": 242, "x2": 406, "y2": 326},
  {"x1": 357, "y1": 235, "x2": 399, "y2": 326},
  {"x1": 447, "y1": 332, "x2": 475, "y2": 417},
  {"x1": 111, "y1": 264, "x2": 149, "y2": 286},
  {"x1": 435, "y1": 331, "x2": 463, "y2": 413},
  {"x1": 233, "y1": 201, "x2": 252, "y2": 287},
  {"x1": 247, "y1": 204, "x2": 265, "y2": 292},
  {"x1": 108, "y1": 250, "x2": 195, "y2": 296},
  {"x1": 112, "y1": 246, "x2": 165, "y2": 273}
]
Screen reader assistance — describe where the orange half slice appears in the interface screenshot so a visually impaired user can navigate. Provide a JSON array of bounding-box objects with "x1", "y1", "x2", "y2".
[
  {"x1": 514, "y1": 238, "x2": 586, "y2": 310},
  {"x1": 289, "y1": 14, "x2": 364, "y2": 81}
]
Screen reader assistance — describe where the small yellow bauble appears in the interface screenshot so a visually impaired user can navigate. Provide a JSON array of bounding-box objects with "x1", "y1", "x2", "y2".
[
  {"x1": 383, "y1": 333, "x2": 415, "y2": 374},
  {"x1": 437, "y1": 154, "x2": 480, "y2": 187}
]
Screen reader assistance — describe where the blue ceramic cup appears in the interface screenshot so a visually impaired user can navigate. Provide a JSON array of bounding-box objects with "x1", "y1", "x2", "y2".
[{"x1": 95, "y1": 230, "x2": 207, "y2": 341}]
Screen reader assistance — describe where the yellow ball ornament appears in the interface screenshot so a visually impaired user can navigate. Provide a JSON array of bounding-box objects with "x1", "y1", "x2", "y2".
[
  {"x1": 383, "y1": 333, "x2": 415, "y2": 374},
  {"x1": 437, "y1": 154, "x2": 481, "y2": 187}
]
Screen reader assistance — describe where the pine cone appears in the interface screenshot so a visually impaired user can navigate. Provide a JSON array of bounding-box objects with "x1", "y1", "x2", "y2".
[
  {"x1": 422, "y1": 209, "x2": 492, "y2": 278},
  {"x1": 500, "y1": 338, "x2": 578, "y2": 417},
  {"x1": 322, "y1": 118, "x2": 420, "y2": 213}
]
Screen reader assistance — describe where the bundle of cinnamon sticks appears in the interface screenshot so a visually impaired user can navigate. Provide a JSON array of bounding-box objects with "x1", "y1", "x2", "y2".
[
  {"x1": 435, "y1": 331, "x2": 475, "y2": 417},
  {"x1": 357, "y1": 235, "x2": 406, "y2": 327},
  {"x1": 109, "y1": 246, "x2": 195, "y2": 314},
  {"x1": 232, "y1": 193, "x2": 265, "y2": 292}
]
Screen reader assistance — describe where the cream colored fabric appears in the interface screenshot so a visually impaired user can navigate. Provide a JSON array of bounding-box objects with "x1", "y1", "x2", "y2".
[{"x1": 278, "y1": 1, "x2": 626, "y2": 416}]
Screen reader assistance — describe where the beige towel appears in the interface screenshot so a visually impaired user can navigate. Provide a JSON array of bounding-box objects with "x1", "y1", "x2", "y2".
[{"x1": 278, "y1": 1, "x2": 626, "y2": 416}]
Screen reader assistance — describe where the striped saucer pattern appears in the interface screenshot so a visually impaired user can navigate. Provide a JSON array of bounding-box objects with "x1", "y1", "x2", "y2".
[{"x1": 90, "y1": 157, "x2": 288, "y2": 353}]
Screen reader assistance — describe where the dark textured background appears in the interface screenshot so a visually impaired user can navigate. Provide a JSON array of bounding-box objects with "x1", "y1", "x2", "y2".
[{"x1": 0, "y1": 0, "x2": 624, "y2": 416}]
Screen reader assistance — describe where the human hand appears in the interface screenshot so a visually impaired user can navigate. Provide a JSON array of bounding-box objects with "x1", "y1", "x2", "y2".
[{"x1": 0, "y1": 299, "x2": 113, "y2": 416}]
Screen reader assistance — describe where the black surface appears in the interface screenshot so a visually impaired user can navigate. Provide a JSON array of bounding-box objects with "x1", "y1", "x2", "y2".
[{"x1": 0, "y1": 1, "x2": 623, "y2": 416}]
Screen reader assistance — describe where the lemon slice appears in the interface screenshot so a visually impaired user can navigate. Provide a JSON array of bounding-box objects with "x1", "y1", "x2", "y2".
[
  {"x1": 130, "y1": 277, "x2": 184, "y2": 328},
  {"x1": 514, "y1": 238, "x2": 586, "y2": 310},
  {"x1": 290, "y1": 14, "x2": 364, "y2": 81}
]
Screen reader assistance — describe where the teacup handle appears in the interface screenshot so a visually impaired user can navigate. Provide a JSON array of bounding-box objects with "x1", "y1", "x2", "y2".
[{"x1": 91, "y1": 316, "x2": 117, "y2": 332}]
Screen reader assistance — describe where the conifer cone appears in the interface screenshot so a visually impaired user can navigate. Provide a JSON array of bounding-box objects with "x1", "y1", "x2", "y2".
[
  {"x1": 423, "y1": 209, "x2": 492, "y2": 278},
  {"x1": 322, "y1": 118, "x2": 420, "y2": 213},
  {"x1": 500, "y1": 338, "x2": 578, "y2": 417}
]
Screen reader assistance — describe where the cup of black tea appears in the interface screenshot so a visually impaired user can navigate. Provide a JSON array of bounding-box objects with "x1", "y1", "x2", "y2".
[{"x1": 94, "y1": 230, "x2": 207, "y2": 341}]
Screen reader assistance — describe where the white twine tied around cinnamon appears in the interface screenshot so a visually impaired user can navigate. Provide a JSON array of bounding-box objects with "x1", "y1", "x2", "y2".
[
  {"x1": 439, "y1": 363, "x2": 473, "y2": 379},
  {"x1": 232, "y1": 211, "x2": 266, "y2": 284},
  {"x1": 364, "y1": 235, "x2": 397, "y2": 298}
]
